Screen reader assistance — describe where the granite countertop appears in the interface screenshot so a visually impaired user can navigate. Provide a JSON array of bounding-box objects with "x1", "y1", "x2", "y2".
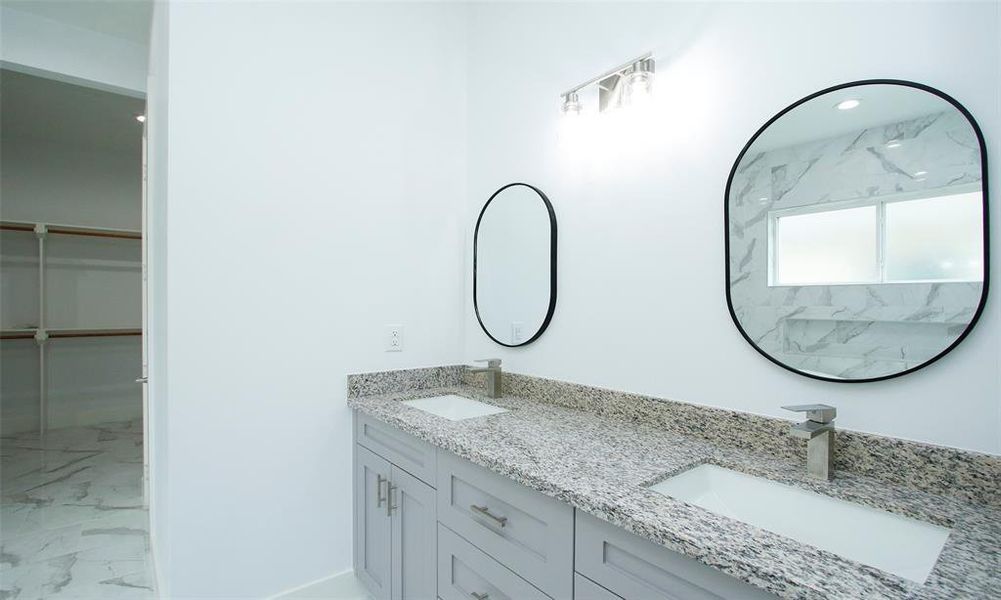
[{"x1": 348, "y1": 384, "x2": 1001, "y2": 600}]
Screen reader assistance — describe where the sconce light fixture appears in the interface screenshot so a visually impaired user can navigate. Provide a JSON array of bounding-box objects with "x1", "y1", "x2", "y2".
[
  {"x1": 560, "y1": 53, "x2": 655, "y2": 116},
  {"x1": 562, "y1": 92, "x2": 581, "y2": 116}
]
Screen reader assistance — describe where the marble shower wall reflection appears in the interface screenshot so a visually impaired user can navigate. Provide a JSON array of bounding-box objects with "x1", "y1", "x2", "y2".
[{"x1": 728, "y1": 110, "x2": 983, "y2": 379}]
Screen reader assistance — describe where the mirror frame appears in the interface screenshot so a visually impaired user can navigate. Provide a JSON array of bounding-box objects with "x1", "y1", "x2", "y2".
[
  {"x1": 473, "y1": 182, "x2": 558, "y2": 347},
  {"x1": 723, "y1": 79, "x2": 990, "y2": 383}
]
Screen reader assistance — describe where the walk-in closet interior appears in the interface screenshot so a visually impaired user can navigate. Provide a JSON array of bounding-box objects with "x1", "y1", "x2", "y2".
[{"x1": 1, "y1": 67, "x2": 152, "y2": 594}]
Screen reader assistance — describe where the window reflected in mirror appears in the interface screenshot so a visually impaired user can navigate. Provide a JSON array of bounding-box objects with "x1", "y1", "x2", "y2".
[{"x1": 726, "y1": 81, "x2": 988, "y2": 382}]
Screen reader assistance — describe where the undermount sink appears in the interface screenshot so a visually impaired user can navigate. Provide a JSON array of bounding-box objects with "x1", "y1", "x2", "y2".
[
  {"x1": 649, "y1": 464, "x2": 950, "y2": 584},
  {"x1": 401, "y1": 395, "x2": 508, "y2": 421}
]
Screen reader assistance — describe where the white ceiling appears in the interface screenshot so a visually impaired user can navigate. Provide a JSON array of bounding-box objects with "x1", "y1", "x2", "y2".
[
  {"x1": 4, "y1": 0, "x2": 152, "y2": 46},
  {"x1": 750, "y1": 84, "x2": 952, "y2": 152},
  {"x1": 1, "y1": 69, "x2": 145, "y2": 153}
]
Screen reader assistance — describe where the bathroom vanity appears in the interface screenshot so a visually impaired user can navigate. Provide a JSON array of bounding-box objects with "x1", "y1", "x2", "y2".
[
  {"x1": 349, "y1": 367, "x2": 1001, "y2": 600},
  {"x1": 353, "y1": 410, "x2": 775, "y2": 600}
]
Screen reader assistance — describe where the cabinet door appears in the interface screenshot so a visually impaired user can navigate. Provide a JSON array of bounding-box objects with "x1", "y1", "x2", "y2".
[
  {"x1": 355, "y1": 445, "x2": 393, "y2": 600},
  {"x1": 390, "y1": 465, "x2": 436, "y2": 600}
]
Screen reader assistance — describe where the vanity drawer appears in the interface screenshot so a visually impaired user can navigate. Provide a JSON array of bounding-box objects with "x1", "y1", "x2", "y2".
[
  {"x1": 575, "y1": 512, "x2": 777, "y2": 600},
  {"x1": 574, "y1": 574, "x2": 623, "y2": 600},
  {"x1": 438, "y1": 524, "x2": 550, "y2": 600},
  {"x1": 355, "y1": 411, "x2": 436, "y2": 487},
  {"x1": 436, "y1": 450, "x2": 573, "y2": 600}
]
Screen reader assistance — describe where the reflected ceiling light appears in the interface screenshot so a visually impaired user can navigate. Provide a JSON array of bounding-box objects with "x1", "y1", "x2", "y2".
[
  {"x1": 913, "y1": 170, "x2": 928, "y2": 176},
  {"x1": 135, "y1": 114, "x2": 146, "y2": 123},
  {"x1": 886, "y1": 140, "x2": 902, "y2": 149},
  {"x1": 560, "y1": 53, "x2": 655, "y2": 116},
  {"x1": 835, "y1": 99, "x2": 861, "y2": 111}
]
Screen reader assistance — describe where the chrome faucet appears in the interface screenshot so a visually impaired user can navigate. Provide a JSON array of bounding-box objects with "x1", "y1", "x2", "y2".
[
  {"x1": 782, "y1": 404, "x2": 836, "y2": 480},
  {"x1": 467, "y1": 359, "x2": 502, "y2": 398}
]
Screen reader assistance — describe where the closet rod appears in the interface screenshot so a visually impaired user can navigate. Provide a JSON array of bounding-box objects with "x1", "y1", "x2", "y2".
[
  {"x1": 0, "y1": 330, "x2": 35, "y2": 340},
  {"x1": 50, "y1": 329, "x2": 142, "y2": 338},
  {"x1": 0, "y1": 329, "x2": 142, "y2": 340},
  {"x1": 0, "y1": 222, "x2": 141, "y2": 240}
]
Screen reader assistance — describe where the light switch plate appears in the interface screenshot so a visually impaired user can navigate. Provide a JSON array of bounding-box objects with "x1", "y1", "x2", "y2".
[{"x1": 385, "y1": 325, "x2": 404, "y2": 352}]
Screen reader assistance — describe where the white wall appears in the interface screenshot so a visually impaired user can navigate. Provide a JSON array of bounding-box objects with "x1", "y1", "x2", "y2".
[
  {"x1": 152, "y1": 2, "x2": 466, "y2": 596},
  {"x1": 1, "y1": 136, "x2": 142, "y2": 229},
  {"x1": 0, "y1": 5, "x2": 147, "y2": 97},
  {"x1": 462, "y1": 2, "x2": 1000, "y2": 455}
]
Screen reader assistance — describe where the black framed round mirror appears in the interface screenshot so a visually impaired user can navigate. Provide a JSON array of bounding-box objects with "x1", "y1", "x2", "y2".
[
  {"x1": 473, "y1": 183, "x2": 557, "y2": 347},
  {"x1": 725, "y1": 80, "x2": 988, "y2": 382}
]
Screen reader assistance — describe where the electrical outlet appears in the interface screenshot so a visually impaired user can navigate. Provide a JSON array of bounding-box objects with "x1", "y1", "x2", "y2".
[
  {"x1": 385, "y1": 325, "x2": 404, "y2": 352},
  {"x1": 511, "y1": 321, "x2": 525, "y2": 344}
]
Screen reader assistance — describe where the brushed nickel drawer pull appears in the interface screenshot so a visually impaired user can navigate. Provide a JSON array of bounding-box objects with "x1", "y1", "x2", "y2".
[
  {"x1": 470, "y1": 504, "x2": 507, "y2": 527},
  {"x1": 471, "y1": 593, "x2": 489, "y2": 600}
]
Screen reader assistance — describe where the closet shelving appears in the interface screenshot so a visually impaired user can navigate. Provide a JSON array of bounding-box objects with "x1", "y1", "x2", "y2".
[{"x1": 0, "y1": 219, "x2": 142, "y2": 435}]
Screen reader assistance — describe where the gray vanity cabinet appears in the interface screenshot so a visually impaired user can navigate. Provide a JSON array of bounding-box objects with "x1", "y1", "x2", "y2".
[
  {"x1": 353, "y1": 411, "x2": 777, "y2": 600},
  {"x1": 354, "y1": 418, "x2": 437, "y2": 600},
  {"x1": 574, "y1": 512, "x2": 777, "y2": 600}
]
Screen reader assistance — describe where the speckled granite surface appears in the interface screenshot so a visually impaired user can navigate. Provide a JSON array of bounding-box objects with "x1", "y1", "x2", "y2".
[
  {"x1": 347, "y1": 365, "x2": 465, "y2": 398},
  {"x1": 347, "y1": 368, "x2": 1001, "y2": 600},
  {"x1": 461, "y1": 370, "x2": 1001, "y2": 509}
]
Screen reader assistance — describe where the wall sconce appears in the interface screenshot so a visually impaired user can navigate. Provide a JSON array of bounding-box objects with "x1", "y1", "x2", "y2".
[{"x1": 560, "y1": 53, "x2": 655, "y2": 116}]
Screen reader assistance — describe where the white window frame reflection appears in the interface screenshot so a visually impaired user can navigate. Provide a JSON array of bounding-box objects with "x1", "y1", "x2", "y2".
[{"x1": 767, "y1": 183, "x2": 983, "y2": 287}]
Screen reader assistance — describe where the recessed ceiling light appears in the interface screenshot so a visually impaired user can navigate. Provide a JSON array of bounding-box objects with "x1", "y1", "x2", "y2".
[
  {"x1": 835, "y1": 99, "x2": 861, "y2": 111},
  {"x1": 135, "y1": 115, "x2": 146, "y2": 123}
]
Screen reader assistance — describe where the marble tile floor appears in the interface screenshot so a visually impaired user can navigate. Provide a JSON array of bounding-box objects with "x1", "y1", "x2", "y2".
[{"x1": 1, "y1": 421, "x2": 154, "y2": 599}]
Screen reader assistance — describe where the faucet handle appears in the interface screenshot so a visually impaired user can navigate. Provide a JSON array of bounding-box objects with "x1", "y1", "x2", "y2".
[
  {"x1": 474, "y1": 358, "x2": 502, "y2": 368},
  {"x1": 782, "y1": 404, "x2": 836, "y2": 423}
]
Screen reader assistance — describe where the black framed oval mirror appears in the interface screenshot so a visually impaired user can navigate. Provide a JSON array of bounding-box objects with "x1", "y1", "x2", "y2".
[
  {"x1": 474, "y1": 183, "x2": 557, "y2": 347},
  {"x1": 725, "y1": 80, "x2": 988, "y2": 382}
]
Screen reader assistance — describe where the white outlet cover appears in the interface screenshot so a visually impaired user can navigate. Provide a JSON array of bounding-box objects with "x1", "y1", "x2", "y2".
[
  {"x1": 384, "y1": 324, "x2": 403, "y2": 352},
  {"x1": 511, "y1": 321, "x2": 525, "y2": 343}
]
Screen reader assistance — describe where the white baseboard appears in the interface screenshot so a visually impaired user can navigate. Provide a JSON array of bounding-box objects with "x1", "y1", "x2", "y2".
[{"x1": 268, "y1": 569, "x2": 370, "y2": 600}]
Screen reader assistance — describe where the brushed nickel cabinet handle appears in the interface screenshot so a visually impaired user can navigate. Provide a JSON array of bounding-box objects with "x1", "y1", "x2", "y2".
[
  {"x1": 387, "y1": 483, "x2": 398, "y2": 516},
  {"x1": 470, "y1": 504, "x2": 507, "y2": 527},
  {"x1": 376, "y1": 475, "x2": 387, "y2": 508}
]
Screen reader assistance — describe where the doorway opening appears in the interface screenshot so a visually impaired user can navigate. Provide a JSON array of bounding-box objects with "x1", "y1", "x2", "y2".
[{"x1": 0, "y1": 68, "x2": 153, "y2": 595}]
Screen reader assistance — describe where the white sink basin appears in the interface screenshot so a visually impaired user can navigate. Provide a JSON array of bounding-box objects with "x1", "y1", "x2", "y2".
[
  {"x1": 649, "y1": 464, "x2": 950, "y2": 584},
  {"x1": 401, "y1": 395, "x2": 508, "y2": 421}
]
